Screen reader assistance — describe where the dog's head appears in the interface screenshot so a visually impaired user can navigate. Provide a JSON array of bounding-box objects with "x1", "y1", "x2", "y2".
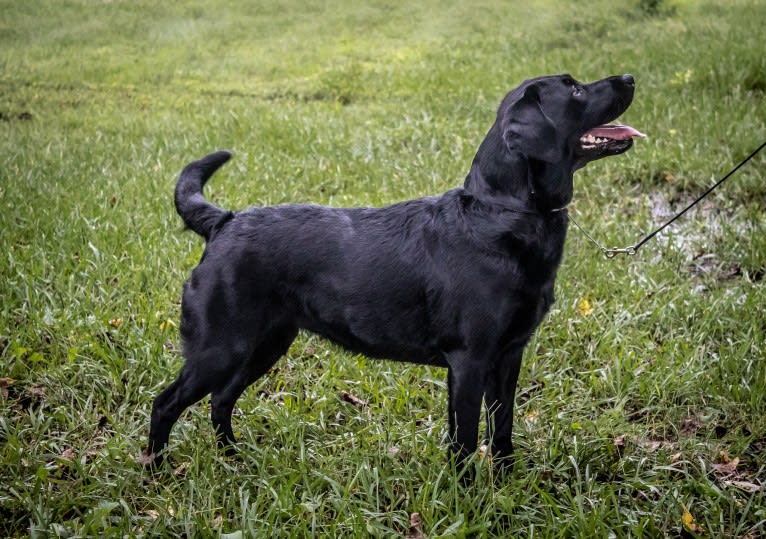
[
  {"x1": 502, "y1": 73, "x2": 640, "y2": 167},
  {"x1": 467, "y1": 74, "x2": 642, "y2": 210}
]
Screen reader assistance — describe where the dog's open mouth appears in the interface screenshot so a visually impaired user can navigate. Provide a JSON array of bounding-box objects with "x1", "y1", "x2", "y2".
[{"x1": 578, "y1": 124, "x2": 646, "y2": 155}]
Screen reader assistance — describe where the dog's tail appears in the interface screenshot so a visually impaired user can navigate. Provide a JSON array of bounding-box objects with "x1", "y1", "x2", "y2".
[{"x1": 174, "y1": 150, "x2": 234, "y2": 240}]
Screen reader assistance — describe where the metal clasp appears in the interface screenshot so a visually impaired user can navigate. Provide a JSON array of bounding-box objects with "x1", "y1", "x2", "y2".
[{"x1": 603, "y1": 246, "x2": 638, "y2": 258}]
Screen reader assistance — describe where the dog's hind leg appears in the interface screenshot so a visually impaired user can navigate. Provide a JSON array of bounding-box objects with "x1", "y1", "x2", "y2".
[
  {"x1": 147, "y1": 355, "x2": 222, "y2": 465},
  {"x1": 147, "y1": 324, "x2": 260, "y2": 465},
  {"x1": 210, "y1": 325, "x2": 298, "y2": 453}
]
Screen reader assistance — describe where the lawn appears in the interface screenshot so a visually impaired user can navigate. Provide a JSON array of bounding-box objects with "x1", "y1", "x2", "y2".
[{"x1": 1, "y1": 0, "x2": 765, "y2": 536}]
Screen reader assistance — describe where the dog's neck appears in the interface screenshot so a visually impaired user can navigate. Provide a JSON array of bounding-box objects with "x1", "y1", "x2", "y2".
[
  {"x1": 463, "y1": 128, "x2": 573, "y2": 213},
  {"x1": 524, "y1": 158, "x2": 574, "y2": 212}
]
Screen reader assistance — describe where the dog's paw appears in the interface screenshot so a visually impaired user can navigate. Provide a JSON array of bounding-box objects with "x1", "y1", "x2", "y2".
[{"x1": 137, "y1": 447, "x2": 163, "y2": 468}]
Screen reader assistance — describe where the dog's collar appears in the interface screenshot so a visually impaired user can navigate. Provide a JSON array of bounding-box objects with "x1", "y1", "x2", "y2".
[
  {"x1": 500, "y1": 204, "x2": 568, "y2": 216},
  {"x1": 462, "y1": 191, "x2": 567, "y2": 216},
  {"x1": 526, "y1": 174, "x2": 569, "y2": 215}
]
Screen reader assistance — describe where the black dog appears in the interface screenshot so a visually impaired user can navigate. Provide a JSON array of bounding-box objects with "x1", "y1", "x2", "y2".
[{"x1": 146, "y1": 74, "x2": 641, "y2": 467}]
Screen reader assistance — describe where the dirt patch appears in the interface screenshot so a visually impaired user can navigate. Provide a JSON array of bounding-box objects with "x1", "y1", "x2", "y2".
[
  {"x1": 645, "y1": 191, "x2": 762, "y2": 284},
  {"x1": 0, "y1": 111, "x2": 33, "y2": 122}
]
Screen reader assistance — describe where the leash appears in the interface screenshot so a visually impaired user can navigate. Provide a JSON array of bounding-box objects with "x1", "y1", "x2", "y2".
[{"x1": 570, "y1": 140, "x2": 766, "y2": 258}]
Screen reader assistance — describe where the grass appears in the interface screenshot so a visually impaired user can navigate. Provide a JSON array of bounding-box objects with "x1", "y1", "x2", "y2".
[{"x1": 1, "y1": 0, "x2": 765, "y2": 536}]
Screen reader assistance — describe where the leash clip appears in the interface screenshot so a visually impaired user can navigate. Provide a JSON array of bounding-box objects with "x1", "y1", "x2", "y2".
[{"x1": 603, "y1": 246, "x2": 637, "y2": 259}]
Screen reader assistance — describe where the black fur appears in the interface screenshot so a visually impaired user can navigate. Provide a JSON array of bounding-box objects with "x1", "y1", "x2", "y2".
[{"x1": 146, "y1": 74, "x2": 636, "y2": 468}]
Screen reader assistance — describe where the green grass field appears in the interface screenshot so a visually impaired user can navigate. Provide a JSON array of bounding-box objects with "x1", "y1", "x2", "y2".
[{"x1": 1, "y1": 0, "x2": 765, "y2": 536}]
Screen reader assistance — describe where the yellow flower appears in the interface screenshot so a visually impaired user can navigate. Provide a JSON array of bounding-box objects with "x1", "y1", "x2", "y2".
[
  {"x1": 671, "y1": 69, "x2": 693, "y2": 85},
  {"x1": 682, "y1": 505, "x2": 698, "y2": 532},
  {"x1": 577, "y1": 298, "x2": 594, "y2": 317}
]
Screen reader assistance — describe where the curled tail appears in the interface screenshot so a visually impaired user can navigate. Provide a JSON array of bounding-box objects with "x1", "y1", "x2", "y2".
[{"x1": 174, "y1": 150, "x2": 234, "y2": 240}]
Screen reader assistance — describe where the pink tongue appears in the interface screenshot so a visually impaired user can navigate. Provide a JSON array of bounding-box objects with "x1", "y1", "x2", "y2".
[{"x1": 585, "y1": 124, "x2": 646, "y2": 140}]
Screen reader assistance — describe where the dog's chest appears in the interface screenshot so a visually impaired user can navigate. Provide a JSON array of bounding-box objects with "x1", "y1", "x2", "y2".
[{"x1": 505, "y1": 222, "x2": 567, "y2": 287}]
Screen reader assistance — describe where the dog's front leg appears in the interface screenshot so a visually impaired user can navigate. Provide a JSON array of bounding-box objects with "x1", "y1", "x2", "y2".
[
  {"x1": 445, "y1": 353, "x2": 485, "y2": 468},
  {"x1": 484, "y1": 345, "x2": 524, "y2": 468}
]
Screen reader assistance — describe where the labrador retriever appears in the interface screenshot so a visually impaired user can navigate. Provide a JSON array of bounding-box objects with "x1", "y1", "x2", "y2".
[{"x1": 145, "y1": 73, "x2": 641, "y2": 468}]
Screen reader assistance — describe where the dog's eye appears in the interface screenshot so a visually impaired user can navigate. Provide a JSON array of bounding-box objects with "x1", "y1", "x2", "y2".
[{"x1": 562, "y1": 77, "x2": 583, "y2": 96}]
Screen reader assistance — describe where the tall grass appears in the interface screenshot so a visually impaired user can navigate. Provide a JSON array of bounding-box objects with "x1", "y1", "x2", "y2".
[{"x1": 1, "y1": 0, "x2": 764, "y2": 536}]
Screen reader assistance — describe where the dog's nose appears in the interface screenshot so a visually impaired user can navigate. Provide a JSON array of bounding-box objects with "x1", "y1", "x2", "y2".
[{"x1": 621, "y1": 74, "x2": 635, "y2": 86}]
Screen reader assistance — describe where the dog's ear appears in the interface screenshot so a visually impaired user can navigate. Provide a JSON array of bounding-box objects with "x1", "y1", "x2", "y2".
[{"x1": 502, "y1": 85, "x2": 562, "y2": 163}]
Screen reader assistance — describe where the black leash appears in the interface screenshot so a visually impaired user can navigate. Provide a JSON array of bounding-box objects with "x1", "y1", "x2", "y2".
[{"x1": 570, "y1": 140, "x2": 766, "y2": 258}]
